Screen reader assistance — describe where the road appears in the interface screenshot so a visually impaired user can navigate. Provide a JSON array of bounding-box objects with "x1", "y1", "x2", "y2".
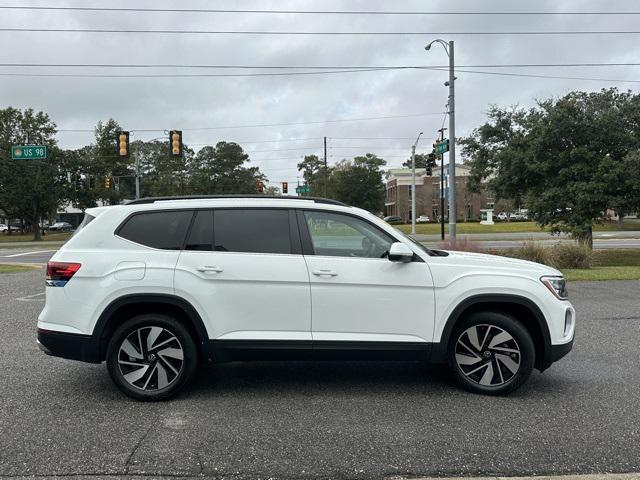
[
  {"x1": 2, "y1": 234, "x2": 640, "y2": 267},
  {"x1": 1, "y1": 270, "x2": 639, "y2": 478}
]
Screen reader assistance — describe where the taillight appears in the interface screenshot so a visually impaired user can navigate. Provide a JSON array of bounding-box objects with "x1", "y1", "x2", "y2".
[{"x1": 46, "y1": 262, "x2": 81, "y2": 287}]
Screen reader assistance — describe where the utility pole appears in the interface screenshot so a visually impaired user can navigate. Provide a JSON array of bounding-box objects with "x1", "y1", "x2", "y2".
[
  {"x1": 437, "y1": 127, "x2": 447, "y2": 240},
  {"x1": 323, "y1": 136, "x2": 327, "y2": 197},
  {"x1": 410, "y1": 132, "x2": 423, "y2": 236},
  {"x1": 447, "y1": 40, "x2": 457, "y2": 240}
]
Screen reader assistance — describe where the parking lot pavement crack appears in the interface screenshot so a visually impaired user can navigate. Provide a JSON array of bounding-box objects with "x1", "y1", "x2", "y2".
[{"x1": 124, "y1": 421, "x2": 156, "y2": 474}]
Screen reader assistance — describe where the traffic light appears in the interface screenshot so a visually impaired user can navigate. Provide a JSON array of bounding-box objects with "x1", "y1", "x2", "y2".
[
  {"x1": 104, "y1": 176, "x2": 111, "y2": 189},
  {"x1": 117, "y1": 131, "x2": 130, "y2": 157},
  {"x1": 256, "y1": 180, "x2": 264, "y2": 193},
  {"x1": 282, "y1": 181, "x2": 288, "y2": 194},
  {"x1": 170, "y1": 130, "x2": 183, "y2": 157},
  {"x1": 426, "y1": 152, "x2": 436, "y2": 176}
]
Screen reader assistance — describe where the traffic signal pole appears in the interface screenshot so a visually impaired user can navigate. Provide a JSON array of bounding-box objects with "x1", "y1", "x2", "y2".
[
  {"x1": 410, "y1": 132, "x2": 423, "y2": 236},
  {"x1": 135, "y1": 149, "x2": 140, "y2": 199},
  {"x1": 437, "y1": 128, "x2": 447, "y2": 240}
]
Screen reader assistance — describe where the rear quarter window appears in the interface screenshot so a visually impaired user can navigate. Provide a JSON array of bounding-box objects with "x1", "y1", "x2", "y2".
[{"x1": 117, "y1": 210, "x2": 193, "y2": 250}]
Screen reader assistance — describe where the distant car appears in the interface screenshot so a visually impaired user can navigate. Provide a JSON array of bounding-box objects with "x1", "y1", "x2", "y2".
[
  {"x1": 383, "y1": 215, "x2": 403, "y2": 225},
  {"x1": 48, "y1": 222, "x2": 73, "y2": 231},
  {"x1": 416, "y1": 215, "x2": 431, "y2": 223},
  {"x1": 0, "y1": 223, "x2": 7, "y2": 232},
  {"x1": 496, "y1": 212, "x2": 509, "y2": 221}
]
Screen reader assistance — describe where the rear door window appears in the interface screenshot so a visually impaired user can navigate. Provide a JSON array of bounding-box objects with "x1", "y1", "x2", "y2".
[
  {"x1": 185, "y1": 210, "x2": 213, "y2": 251},
  {"x1": 117, "y1": 210, "x2": 193, "y2": 250},
  {"x1": 213, "y1": 209, "x2": 291, "y2": 254}
]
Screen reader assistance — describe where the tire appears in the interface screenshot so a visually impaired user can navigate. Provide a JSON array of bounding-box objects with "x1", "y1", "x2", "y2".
[
  {"x1": 448, "y1": 311, "x2": 535, "y2": 395},
  {"x1": 106, "y1": 314, "x2": 198, "y2": 401}
]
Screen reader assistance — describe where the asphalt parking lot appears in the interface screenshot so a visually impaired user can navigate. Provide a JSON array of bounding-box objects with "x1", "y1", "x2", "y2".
[{"x1": 1, "y1": 270, "x2": 639, "y2": 479}]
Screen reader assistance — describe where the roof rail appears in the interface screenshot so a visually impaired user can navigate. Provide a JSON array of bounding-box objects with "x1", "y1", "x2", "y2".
[{"x1": 125, "y1": 195, "x2": 348, "y2": 207}]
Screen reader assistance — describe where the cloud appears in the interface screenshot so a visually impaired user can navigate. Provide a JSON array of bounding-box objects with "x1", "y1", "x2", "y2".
[{"x1": 1, "y1": 0, "x2": 639, "y2": 185}]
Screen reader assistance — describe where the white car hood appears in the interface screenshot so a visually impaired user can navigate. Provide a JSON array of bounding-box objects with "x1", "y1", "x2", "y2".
[{"x1": 437, "y1": 250, "x2": 562, "y2": 277}]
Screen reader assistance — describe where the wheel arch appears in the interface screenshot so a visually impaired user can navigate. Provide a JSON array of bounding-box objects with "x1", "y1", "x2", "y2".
[
  {"x1": 93, "y1": 294, "x2": 210, "y2": 362},
  {"x1": 432, "y1": 294, "x2": 552, "y2": 371}
]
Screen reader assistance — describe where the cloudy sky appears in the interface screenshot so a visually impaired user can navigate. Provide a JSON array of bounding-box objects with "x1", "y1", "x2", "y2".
[{"x1": 2, "y1": 0, "x2": 639, "y2": 188}]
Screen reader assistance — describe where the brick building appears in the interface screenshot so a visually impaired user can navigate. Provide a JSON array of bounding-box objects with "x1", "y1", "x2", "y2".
[{"x1": 385, "y1": 164, "x2": 493, "y2": 222}]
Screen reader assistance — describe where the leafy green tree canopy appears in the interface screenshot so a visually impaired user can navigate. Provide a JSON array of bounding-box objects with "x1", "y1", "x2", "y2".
[{"x1": 461, "y1": 88, "x2": 640, "y2": 247}]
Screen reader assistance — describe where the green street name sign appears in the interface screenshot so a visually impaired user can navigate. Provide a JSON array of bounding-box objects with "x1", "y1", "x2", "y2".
[
  {"x1": 12, "y1": 145, "x2": 47, "y2": 160},
  {"x1": 434, "y1": 139, "x2": 450, "y2": 155},
  {"x1": 296, "y1": 185, "x2": 310, "y2": 195}
]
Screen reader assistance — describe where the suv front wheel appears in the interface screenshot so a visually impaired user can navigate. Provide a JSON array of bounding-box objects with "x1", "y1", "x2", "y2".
[
  {"x1": 448, "y1": 311, "x2": 535, "y2": 395},
  {"x1": 106, "y1": 314, "x2": 198, "y2": 401}
]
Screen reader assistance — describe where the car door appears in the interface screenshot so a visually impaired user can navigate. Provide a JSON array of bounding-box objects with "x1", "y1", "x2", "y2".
[
  {"x1": 174, "y1": 208, "x2": 311, "y2": 343},
  {"x1": 299, "y1": 209, "x2": 435, "y2": 347}
]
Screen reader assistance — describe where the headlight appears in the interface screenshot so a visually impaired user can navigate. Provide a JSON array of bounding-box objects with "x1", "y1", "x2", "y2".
[{"x1": 541, "y1": 276, "x2": 568, "y2": 300}]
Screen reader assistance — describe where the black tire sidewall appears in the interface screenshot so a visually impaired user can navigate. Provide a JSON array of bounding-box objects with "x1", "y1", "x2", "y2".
[
  {"x1": 448, "y1": 311, "x2": 535, "y2": 395},
  {"x1": 106, "y1": 313, "x2": 198, "y2": 401}
]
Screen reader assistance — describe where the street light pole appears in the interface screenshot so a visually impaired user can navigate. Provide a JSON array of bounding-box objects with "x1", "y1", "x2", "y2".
[
  {"x1": 447, "y1": 40, "x2": 456, "y2": 240},
  {"x1": 411, "y1": 132, "x2": 423, "y2": 235},
  {"x1": 425, "y1": 39, "x2": 457, "y2": 240}
]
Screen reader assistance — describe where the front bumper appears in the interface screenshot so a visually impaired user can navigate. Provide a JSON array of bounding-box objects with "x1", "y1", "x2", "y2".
[
  {"x1": 37, "y1": 328, "x2": 101, "y2": 363},
  {"x1": 549, "y1": 338, "x2": 574, "y2": 363}
]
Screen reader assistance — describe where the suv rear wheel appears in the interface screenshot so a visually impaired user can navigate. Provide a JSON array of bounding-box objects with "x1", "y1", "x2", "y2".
[
  {"x1": 106, "y1": 314, "x2": 198, "y2": 401},
  {"x1": 448, "y1": 311, "x2": 535, "y2": 395}
]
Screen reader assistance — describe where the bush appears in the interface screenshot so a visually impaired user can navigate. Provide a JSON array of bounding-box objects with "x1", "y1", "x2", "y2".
[
  {"x1": 548, "y1": 242, "x2": 592, "y2": 269},
  {"x1": 511, "y1": 241, "x2": 551, "y2": 265},
  {"x1": 509, "y1": 241, "x2": 592, "y2": 269},
  {"x1": 439, "y1": 237, "x2": 485, "y2": 253}
]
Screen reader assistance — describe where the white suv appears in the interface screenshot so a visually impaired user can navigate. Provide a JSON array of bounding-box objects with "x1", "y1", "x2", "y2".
[{"x1": 37, "y1": 196, "x2": 575, "y2": 400}]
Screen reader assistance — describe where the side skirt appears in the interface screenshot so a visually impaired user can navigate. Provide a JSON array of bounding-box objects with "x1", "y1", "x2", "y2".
[{"x1": 208, "y1": 340, "x2": 431, "y2": 363}]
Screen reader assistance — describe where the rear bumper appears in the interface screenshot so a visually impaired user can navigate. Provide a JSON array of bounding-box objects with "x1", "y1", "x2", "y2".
[{"x1": 37, "y1": 328, "x2": 101, "y2": 363}]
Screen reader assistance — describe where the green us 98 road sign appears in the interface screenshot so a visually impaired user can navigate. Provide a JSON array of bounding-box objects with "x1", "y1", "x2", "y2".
[{"x1": 11, "y1": 145, "x2": 47, "y2": 160}]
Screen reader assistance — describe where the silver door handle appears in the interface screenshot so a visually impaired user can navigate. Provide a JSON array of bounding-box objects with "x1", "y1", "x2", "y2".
[
  {"x1": 197, "y1": 266, "x2": 223, "y2": 273},
  {"x1": 312, "y1": 269, "x2": 338, "y2": 277}
]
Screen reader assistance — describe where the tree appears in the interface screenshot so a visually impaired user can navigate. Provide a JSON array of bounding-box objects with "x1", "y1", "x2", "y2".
[
  {"x1": 331, "y1": 153, "x2": 386, "y2": 213},
  {"x1": 189, "y1": 142, "x2": 266, "y2": 194},
  {"x1": 0, "y1": 107, "x2": 65, "y2": 240},
  {"x1": 297, "y1": 154, "x2": 332, "y2": 197},
  {"x1": 402, "y1": 153, "x2": 436, "y2": 171},
  {"x1": 461, "y1": 88, "x2": 640, "y2": 248}
]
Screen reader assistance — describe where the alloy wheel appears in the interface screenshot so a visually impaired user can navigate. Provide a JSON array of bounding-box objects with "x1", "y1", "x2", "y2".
[
  {"x1": 117, "y1": 326, "x2": 184, "y2": 391},
  {"x1": 454, "y1": 324, "x2": 521, "y2": 387}
]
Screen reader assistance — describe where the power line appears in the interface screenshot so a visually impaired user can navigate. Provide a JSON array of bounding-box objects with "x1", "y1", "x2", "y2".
[
  {"x1": 33, "y1": 66, "x2": 640, "y2": 84},
  {"x1": 57, "y1": 112, "x2": 444, "y2": 132},
  {"x1": 0, "y1": 67, "x2": 406, "y2": 78},
  {"x1": 1, "y1": 6, "x2": 639, "y2": 15},
  {"x1": 454, "y1": 68, "x2": 640, "y2": 84},
  {"x1": 3, "y1": 27, "x2": 640, "y2": 35},
  {"x1": 4, "y1": 62, "x2": 640, "y2": 69}
]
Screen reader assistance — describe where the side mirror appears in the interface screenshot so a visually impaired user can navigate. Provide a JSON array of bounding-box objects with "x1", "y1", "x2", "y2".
[{"x1": 388, "y1": 242, "x2": 414, "y2": 262}]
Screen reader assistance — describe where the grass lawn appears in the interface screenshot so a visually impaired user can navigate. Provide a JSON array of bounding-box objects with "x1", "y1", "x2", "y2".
[
  {"x1": 396, "y1": 221, "x2": 640, "y2": 235},
  {"x1": 494, "y1": 247, "x2": 640, "y2": 281},
  {"x1": 562, "y1": 266, "x2": 640, "y2": 281},
  {"x1": 0, "y1": 232, "x2": 72, "y2": 243},
  {"x1": 0, "y1": 264, "x2": 40, "y2": 274}
]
